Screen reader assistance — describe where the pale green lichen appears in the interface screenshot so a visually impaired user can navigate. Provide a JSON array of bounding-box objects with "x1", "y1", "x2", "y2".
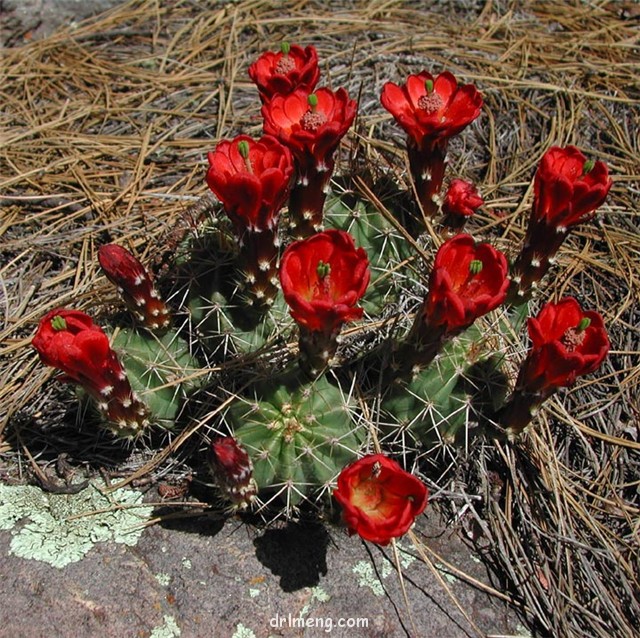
[
  {"x1": 249, "y1": 588, "x2": 261, "y2": 598},
  {"x1": 150, "y1": 615, "x2": 181, "y2": 638},
  {"x1": 311, "y1": 586, "x2": 330, "y2": 603},
  {"x1": 232, "y1": 624, "x2": 256, "y2": 638},
  {"x1": 352, "y1": 560, "x2": 393, "y2": 596},
  {"x1": 435, "y1": 562, "x2": 458, "y2": 585},
  {"x1": 0, "y1": 480, "x2": 152, "y2": 569},
  {"x1": 353, "y1": 541, "x2": 415, "y2": 596},
  {"x1": 155, "y1": 572, "x2": 172, "y2": 587}
]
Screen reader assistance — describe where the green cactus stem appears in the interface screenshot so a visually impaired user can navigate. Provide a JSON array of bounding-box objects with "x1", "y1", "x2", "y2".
[
  {"x1": 380, "y1": 326, "x2": 507, "y2": 447},
  {"x1": 112, "y1": 328, "x2": 204, "y2": 431},
  {"x1": 224, "y1": 371, "x2": 362, "y2": 507}
]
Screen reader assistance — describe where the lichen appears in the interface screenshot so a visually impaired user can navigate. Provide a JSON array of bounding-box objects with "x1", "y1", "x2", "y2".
[
  {"x1": 0, "y1": 480, "x2": 152, "y2": 569},
  {"x1": 150, "y1": 615, "x2": 181, "y2": 638},
  {"x1": 232, "y1": 624, "x2": 256, "y2": 638},
  {"x1": 352, "y1": 541, "x2": 415, "y2": 596},
  {"x1": 155, "y1": 572, "x2": 172, "y2": 586}
]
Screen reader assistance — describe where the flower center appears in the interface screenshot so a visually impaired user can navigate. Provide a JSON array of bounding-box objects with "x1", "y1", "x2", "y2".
[
  {"x1": 560, "y1": 327, "x2": 586, "y2": 352},
  {"x1": 353, "y1": 479, "x2": 383, "y2": 512},
  {"x1": 300, "y1": 109, "x2": 327, "y2": 132},
  {"x1": 275, "y1": 55, "x2": 296, "y2": 75},
  {"x1": 417, "y1": 92, "x2": 444, "y2": 114}
]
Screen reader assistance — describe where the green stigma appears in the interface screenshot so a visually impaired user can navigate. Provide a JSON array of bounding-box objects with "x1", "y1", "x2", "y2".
[
  {"x1": 577, "y1": 317, "x2": 591, "y2": 332},
  {"x1": 307, "y1": 93, "x2": 318, "y2": 111},
  {"x1": 316, "y1": 260, "x2": 331, "y2": 279},
  {"x1": 582, "y1": 159, "x2": 595, "y2": 175},
  {"x1": 469, "y1": 259, "x2": 483, "y2": 275},
  {"x1": 51, "y1": 316, "x2": 67, "y2": 331},
  {"x1": 238, "y1": 140, "x2": 250, "y2": 159},
  {"x1": 238, "y1": 140, "x2": 253, "y2": 173},
  {"x1": 281, "y1": 41, "x2": 291, "y2": 56},
  {"x1": 424, "y1": 79, "x2": 434, "y2": 93}
]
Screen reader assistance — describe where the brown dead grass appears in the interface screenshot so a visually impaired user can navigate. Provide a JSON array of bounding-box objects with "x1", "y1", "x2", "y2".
[{"x1": 1, "y1": 1, "x2": 639, "y2": 636}]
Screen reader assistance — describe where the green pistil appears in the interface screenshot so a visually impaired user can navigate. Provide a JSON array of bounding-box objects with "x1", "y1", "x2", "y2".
[
  {"x1": 424, "y1": 79, "x2": 434, "y2": 94},
  {"x1": 577, "y1": 317, "x2": 591, "y2": 332},
  {"x1": 307, "y1": 93, "x2": 318, "y2": 111},
  {"x1": 469, "y1": 259, "x2": 483, "y2": 275},
  {"x1": 238, "y1": 140, "x2": 253, "y2": 173},
  {"x1": 281, "y1": 41, "x2": 291, "y2": 56},
  {"x1": 51, "y1": 315, "x2": 67, "y2": 331},
  {"x1": 582, "y1": 159, "x2": 595, "y2": 175},
  {"x1": 316, "y1": 260, "x2": 331, "y2": 279}
]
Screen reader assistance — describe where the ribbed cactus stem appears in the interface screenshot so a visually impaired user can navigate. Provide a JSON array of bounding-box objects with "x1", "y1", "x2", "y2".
[
  {"x1": 288, "y1": 158, "x2": 335, "y2": 239},
  {"x1": 407, "y1": 138, "x2": 447, "y2": 223},
  {"x1": 494, "y1": 389, "x2": 547, "y2": 439},
  {"x1": 96, "y1": 372, "x2": 150, "y2": 439},
  {"x1": 507, "y1": 221, "x2": 566, "y2": 303},
  {"x1": 298, "y1": 325, "x2": 341, "y2": 378},
  {"x1": 238, "y1": 228, "x2": 280, "y2": 309}
]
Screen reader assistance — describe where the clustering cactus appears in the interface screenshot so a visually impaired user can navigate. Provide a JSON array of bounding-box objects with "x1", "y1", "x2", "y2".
[{"x1": 31, "y1": 42, "x2": 612, "y2": 534}]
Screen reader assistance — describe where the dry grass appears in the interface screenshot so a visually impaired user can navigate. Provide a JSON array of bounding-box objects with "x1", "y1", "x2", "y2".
[{"x1": 1, "y1": 1, "x2": 639, "y2": 636}]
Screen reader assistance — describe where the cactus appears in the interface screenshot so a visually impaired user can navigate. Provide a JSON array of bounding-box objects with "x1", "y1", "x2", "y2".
[
  {"x1": 223, "y1": 371, "x2": 362, "y2": 507},
  {"x1": 111, "y1": 327, "x2": 203, "y2": 431},
  {"x1": 378, "y1": 325, "x2": 508, "y2": 449},
  {"x1": 29, "y1": 45, "x2": 611, "y2": 532}
]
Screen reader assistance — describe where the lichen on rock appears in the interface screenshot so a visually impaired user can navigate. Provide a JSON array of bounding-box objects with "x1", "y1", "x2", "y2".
[{"x1": 0, "y1": 480, "x2": 152, "y2": 569}]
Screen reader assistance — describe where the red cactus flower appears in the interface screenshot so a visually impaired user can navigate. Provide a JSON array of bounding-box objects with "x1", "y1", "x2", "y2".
[
  {"x1": 380, "y1": 71, "x2": 482, "y2": 151},
  {"x1": 279, "y1": 229, "x2": 370, "y2": 334},
  {"x1": 509, "y1": 146, "x2": 611, "y2": 300},
  {"x1": 533, "y1": 145, "x2": 612, "y2": 229},
  {"x1": 248, "y1": 42, "x2": 320, "y2": 103},
  {"x1": 442, "y1": 179, "x2": 484, "y2": 218},
  {"x1": 423, "y1": 234, "x2": 509, "y2": 335},
  {"x1": 206, "y1": 134, "x2": 294, "y2": 234},
  {"x1": 210, "y1": 437, "x2": 257, "y2": 509},
  {"x1": 518, "y1": 297, "x2": 609, "y2": 393},
  {"x1": 380, "y1": 71, "x2": 482, "y2": 221},
  {"x1": 262, "y1": 87, "x2": 357, "y2": 169},
  {"x1": 32, "y1": 309, "x2": 148, "y2": 436},
  {"x1": 333, "y1": 454, "x2": 429, "y2": 545},
  {"x1": 262, "y1": 87, "x2": 357, "y2": 237},
  {"x1": 98, "y1": 244, "x2": 171, "y2": 331}
]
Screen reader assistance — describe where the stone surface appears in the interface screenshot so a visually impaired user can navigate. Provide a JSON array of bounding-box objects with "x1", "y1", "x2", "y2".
[{"x1": 0, "y1": 499, "x2": 523, "y2": 637}]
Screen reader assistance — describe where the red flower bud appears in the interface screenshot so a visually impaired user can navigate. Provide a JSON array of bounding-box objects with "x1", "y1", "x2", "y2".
[
  {"x1": 380, "y1": 71, "x2": 482, "y2": 150},
  {"x1": 518, "y1": 297, "x2": 609, "y2": 392},
  {"x1": 442, "y1": 179, "x2": 484, "y2": 218},
  {"x1": 206, "y1": 134, "x2": 294, "y2": 234},
  {"x1": 279, "y1": 229, "x2": 370, "y2": 334},
  {"x1": 334, "y1": 454, "x2": 428, "y2": 545},
  {"x1": 248, "y1": 43, "x2": 320, "y2": 103},
  {"x1": 98, "y1": 244, "x2": 171, "y2": 331},
  {"x1": 533, "y1": 146, "x2": 611, "y2": 229},
  {"x1": 209, "y1": 437, "x2": 257, "y2": 508},
  {"x1": 32, "y1": 309, "x2": 148, "y2": 436},
  {"x1": 261, "y1": 87, "x2": 357, "y2": 170},
  {"x1": 423, "y1": 234, "x2": 509, "y2": 334}
]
